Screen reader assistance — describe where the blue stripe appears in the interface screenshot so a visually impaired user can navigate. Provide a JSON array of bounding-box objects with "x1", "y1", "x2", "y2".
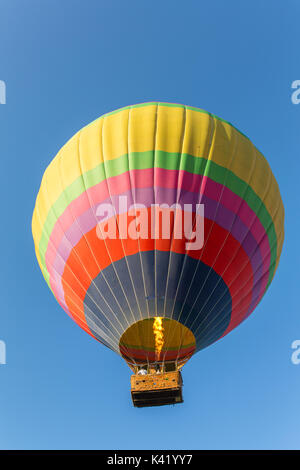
[{"x1": 84, "y1": 251, "x2": 232, "y2": 351}]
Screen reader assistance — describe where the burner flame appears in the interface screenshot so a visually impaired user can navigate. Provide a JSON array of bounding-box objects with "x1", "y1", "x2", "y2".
[{"x1": 153, "y1": 317, "x2": 164, "y2": 361}]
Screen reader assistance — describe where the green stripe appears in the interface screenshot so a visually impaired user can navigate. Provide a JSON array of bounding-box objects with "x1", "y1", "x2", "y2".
[{"x1": 38, "y1": 150, "x2": 278, "y2": 289}]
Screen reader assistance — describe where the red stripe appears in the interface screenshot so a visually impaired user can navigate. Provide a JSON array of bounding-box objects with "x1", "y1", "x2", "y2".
[{"x1": 61, "y1": 209, "x2": 254, "y2": 339}]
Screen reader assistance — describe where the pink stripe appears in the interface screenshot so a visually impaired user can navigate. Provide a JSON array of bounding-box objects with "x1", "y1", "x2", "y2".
[
  {"x1": 45, "y1": 168, "x2": 271, "y2": 313},
  {"x1": 48, "y1": 168, "x2": 268, "y2": 259}
]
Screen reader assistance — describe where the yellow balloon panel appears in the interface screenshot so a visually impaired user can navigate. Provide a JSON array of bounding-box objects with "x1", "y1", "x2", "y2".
[{"x1": 119, "y1": 318, "x2": 196, "y2": 367}]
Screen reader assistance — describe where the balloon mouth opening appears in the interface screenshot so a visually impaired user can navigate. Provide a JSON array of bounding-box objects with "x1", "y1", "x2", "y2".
[{"x1": 119, "y1": 317, "x2": 196, "y2": 369}]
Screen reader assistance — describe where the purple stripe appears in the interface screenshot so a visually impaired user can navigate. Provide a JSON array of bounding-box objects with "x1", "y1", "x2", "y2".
[{"x1": 48, "y1": 187, "x2": 268, "y2": 318}]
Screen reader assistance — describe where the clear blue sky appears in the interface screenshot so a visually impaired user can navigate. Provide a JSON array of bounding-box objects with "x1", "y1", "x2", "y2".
[{"x1": 0, "y1": 0, "x2": 299, "y2": 450}]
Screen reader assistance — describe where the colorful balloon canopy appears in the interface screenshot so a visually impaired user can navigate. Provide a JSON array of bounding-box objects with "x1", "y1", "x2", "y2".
[{"x1": 32, "y1": 102, "x2": 284, "y2": 369}]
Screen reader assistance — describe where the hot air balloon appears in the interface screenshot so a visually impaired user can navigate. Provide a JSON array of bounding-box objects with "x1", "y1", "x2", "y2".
[{"x1": 32, "y1": 102, "x2": 284, "y2": 407}]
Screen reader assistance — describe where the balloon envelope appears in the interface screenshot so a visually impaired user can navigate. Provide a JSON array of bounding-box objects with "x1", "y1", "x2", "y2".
[{"x1": 32, "y1": 102, "x2": 284, "y2": 368}]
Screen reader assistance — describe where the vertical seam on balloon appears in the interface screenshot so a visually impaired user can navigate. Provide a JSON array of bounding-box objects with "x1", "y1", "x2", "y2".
[
  {"x1": 207, "y1": 142, "x2": 275, "y2": 325},
  {"x1": 168, "y1": 112, "x2": 216, "y2": 328},
  {"x1": 100, "y1": 117, "x2": 139, "y2": 328},
  {"x1": 186, "y1": 128, "x2": 257, "y2": 335},
  {"x1": 148, "y1": 103, "x2": 159, "y2": 366},
  {"x1": 125, "y1": 106, "x2": 145, "y2": 322},
  {"x1": 263, "y1": 188, "x2": 282, "y2": 286},
  {"x1": 178, "y1": 120, "x2": 238, "y2": 332},
  {"x1": 178, "y1": 125, "x2": 261, "y2": 337},
  {"x1": 192, "y1": 228, "x2": 280, "y2": 350},
  {"x1": 174, "y1": 321, "x2": 190, "y2": 366},
  {"x1": 161, "y1": 105, "x2": 187, "y2": 366},
  {"x1": 75, "y1": 127, "x2": 131, "y2": 338},
  {"x1": 125, "y1": 105, "x2": 149, "y2": 368},
  {"x1": 162, "y1": 106, "x2": 187, "y2": 314},
  {"x1": 38, "y1": 155, "x2": 122, "y2": 350},
  {"x1": 40, "y1": 163, "x2": 272, "y2": 300},
  {"x1": 246, "y1": 188, "x2": 281, "y2": 297},
  {"x1": 55, "y1": 133, "x2": 125, "y2": 345},
  {"x1": 67, "y1": 131, "x2": 127, "y2": 338},
  {"x1": 99, "y1": 113, "x2": 140, "y2": 368},
  {"x1": 76, "y1": 124, "x2": 138, "y2": 348},
  {"x1": 200, "y1": 258, "x2": 276, "y2": 349},
  {"x1": 102, "y1": 106, "x2": 145, "y2": 330},
  {"x1": 37, "y1": 141, "x2": 282, "y2": 358},
  {"x1": 33, "y1": 205, "x2": 53, "y2": 287},
  {"x1": 195, "y1": 264, "x2": 272, "y2": 350},
  {"x1": 65, "y1": 293, "x2": 121, "y2": 351},
  {"x1": 99, "y1": 116, "x2": 140, "y2": 350},
  {"x1": 35, "y1": 199, "x2": 121, "y2": 349},
  {"x1": 126, "y1": 125, "x2": 151, "y2": 323},
  {"x1": 37, "y1": 151, "x2": 278, "y2": 274},
  {"x1": 153, "y1": 103, "x2": 159, "y2": 321},
  {"x1": 197, "y1": 236, "x2": 279, "y2": 348},
  {"x1": 190, "y1": 139, "x2": 273, "y2": 342}
]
